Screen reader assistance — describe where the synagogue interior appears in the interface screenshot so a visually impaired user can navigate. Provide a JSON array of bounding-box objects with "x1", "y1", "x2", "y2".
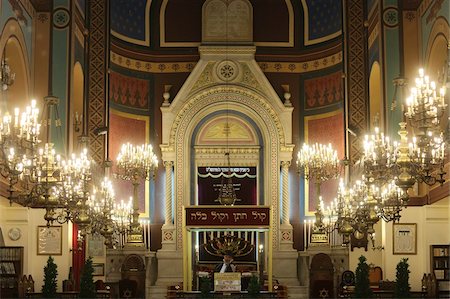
[{"x1": 0, "y1": 0, "x2": 449, "y2": 298}]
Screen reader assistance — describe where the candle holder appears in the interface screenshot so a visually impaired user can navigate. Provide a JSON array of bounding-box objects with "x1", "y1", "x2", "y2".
[
  {"x1": 115, "y1": 143, "x2": 158, "y2": 246},
  {"x1": 296, "y1": 143, "x2": 341, "y2": 235}
]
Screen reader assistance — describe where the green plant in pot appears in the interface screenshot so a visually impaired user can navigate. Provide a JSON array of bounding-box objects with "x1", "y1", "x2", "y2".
[
  {"x1": 200, "y1": 276, "x2": 212, "y2": 298},
  {"x1": 42, "y1": 256, "x2": 58, "y2": 298},
  {"x1": 354, "y1": 255, "x2": 373, "y2": 298},
  {"x1": 395, "y1": 258, "x2": 411, "y2": 298},
  {"x1": 247, "y1": 274, "x2": 261, "y2": 297},
  {"x1": 79, "y1": 256, "x2": 96, "y2": 298}
]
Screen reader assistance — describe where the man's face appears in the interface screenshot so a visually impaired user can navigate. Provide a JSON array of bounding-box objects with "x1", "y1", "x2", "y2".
[{"x1": 224, "y1": 255, "x2": 233, "y2": 263}]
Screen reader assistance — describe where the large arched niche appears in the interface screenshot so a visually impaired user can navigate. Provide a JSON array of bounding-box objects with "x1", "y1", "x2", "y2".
[
  {"x1": 168, "y1": 85, "x2": 286, "y2": 249},
  {"x1": 71, "y1": 62, "x2": 84, "y2": 152},
  {"x1": 425, "y1": 22, "x2": 449, "y2": 138},
  {"x1": 424, "y1": 16, "x2": 449, "y2": 80},
  {"x1": 190, "y1": 110, "x2": 263, "y2": 206},
  {"x1": 369, "y1": 61, "x2": 383, "y2": 128},
  {"x1": 0, "y1": 19, "x2": 31, "y2": 111}
]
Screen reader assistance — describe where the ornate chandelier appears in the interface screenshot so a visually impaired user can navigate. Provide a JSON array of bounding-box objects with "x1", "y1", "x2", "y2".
[
  {"x1": 403, "y1": 68, "x2": 447, "y2": 186},
  {"x1": 115, "y1": 142, "x2": 158, "y2": 246},
  {"x1": 296, "y1": 143, "x2": 340, "y2": 235},
  {"x1": 313, "y1": 68, "x2": 448, "y2": 247}
]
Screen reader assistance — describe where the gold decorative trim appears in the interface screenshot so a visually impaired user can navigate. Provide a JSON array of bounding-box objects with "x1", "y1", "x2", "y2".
[
  {"x1": 110, "y1": 51, "x2": 342, "y2": 73},
  {"x1": 418, "y1": 0, "x2": 434, "y2": 17},
  {"x1": 258, "y1": 52, "x2": 342, "y2": 73},
  {"x1": 368, "y1": 22, "x2": 380, "y2": 48},
  {"x1": 110, "y1": 51, "x2": 196, "y2": 73},
  {"x1": 74, "y1": 23, "x2": 85, "y2": 46},
  {"x1": 111, "y1": 0, "x2": 151, "y2": 46},
  {"x1": 194, "y1": 147, "x2": 260, "y2": 154},
  {"x1": 172, "y1": 86, "x2": 282, "y2": 250},
  {"x1": 19, "y1": 0, "x2": 36, "y2": 18}
]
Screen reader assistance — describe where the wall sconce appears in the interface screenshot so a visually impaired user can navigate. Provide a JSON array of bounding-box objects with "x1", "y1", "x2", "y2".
[{"x1": 73, "y1": 111, "x2": 82, "y2": 133}]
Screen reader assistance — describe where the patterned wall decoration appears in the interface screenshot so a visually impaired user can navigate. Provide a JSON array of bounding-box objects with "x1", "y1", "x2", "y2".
[
  {"x1": 304, "y1": 71, "x2": 343, "y2": 109},
  {"x1": 345, "y1": 0, "x2": 368, "y2": 164},
  {"x1": 75, "y1": 0, "x2": 85, "y2": 17},
  {"x1": 87, "y1": 0, "x2": 108, "y2": 164},
  {"x1": 304, "y1": 110, "x2": 345, "y2": 215},
  {"x1": 109, "y1": 110, "x2": 149, "y2": 216},
  {"x1": 302, "y1": 0, "x2": 342, "y2": 45},
  {"x1": 110, "y1": 0, "x2": 150, "y2": 46},
  {"x1": 109, "y1": 71, "x2": 149, "y2": 110},
  {"x1": 110, "y1": 50, "x2": 342, "y2": 74}
]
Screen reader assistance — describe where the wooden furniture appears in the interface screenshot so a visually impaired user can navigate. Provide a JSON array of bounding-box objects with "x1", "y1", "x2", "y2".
[
  {"x1": 431, "y1": 244, "x2": 450, "y2": 298},
  {"x1": 369, "y1": 266, "x2": 383, "y2": 289},
  {"x1": 0, "y1": 246, "x2": 24, "y2": 298},
  {"x1": 174, "y1": 291, "x2": 278, "y2": 298},
  {"x1": 25, "y1": 291, "x2": 110, "y2": 298}
]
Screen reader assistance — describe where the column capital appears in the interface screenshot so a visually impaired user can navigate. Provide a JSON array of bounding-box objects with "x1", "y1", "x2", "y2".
[
  {"x1": 164, "y1": 160, "x2": 174, "y2": 167},
  {"x1": 281, "y1": 161, "x2": 291, "y2": 168}
]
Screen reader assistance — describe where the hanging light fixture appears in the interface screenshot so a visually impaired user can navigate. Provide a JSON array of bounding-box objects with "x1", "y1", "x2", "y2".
[
  {"x1": 0, "y1": 51, "x2": 15, "y2": 91},
  {"x1": 402, "y1": 68, "x2": 447, "y2": 186},
  {"x1": 296, "y1": 143, "x2": 340, "y2": 235},
  {"x1": 115, "y1": 143, "x2": 158, "y2": 246}
]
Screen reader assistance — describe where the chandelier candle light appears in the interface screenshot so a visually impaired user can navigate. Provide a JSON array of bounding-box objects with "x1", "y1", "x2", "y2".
[
  {"x1": 116, "y1": 143, "x2": 158, "y2": 246},
  {"x1": 296, "y1": 143, "x2": 340, "y2": 236}
]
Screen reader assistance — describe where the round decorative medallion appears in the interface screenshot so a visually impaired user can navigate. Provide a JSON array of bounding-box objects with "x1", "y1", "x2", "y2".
[
  {"x1": 383, "y1": 7, "x2": 399, "y2": 27},
  {"x1": 8, "y1": 227, "x2": 21, "y2": 241},
  {"x1": 53, "y1": 8, "x2": 70, "y2": 29},
  {"x1": 217, "y1": 60, "x2": 238, "y2": 82}
]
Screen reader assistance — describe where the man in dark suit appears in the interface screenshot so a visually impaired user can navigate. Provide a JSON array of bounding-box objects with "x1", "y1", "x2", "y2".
[{"x1": 214, "y1": 252, "x2": 236, "y2": 273}]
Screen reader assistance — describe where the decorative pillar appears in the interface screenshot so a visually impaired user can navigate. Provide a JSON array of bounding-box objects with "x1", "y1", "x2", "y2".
[
  {"x1": 156, "y1": 159, "x2": 181, "y2": 287},
  {"x1": 275, "y1": 161, "x2": 299, "y2": 285},
  {"x1": 164, "y1": 161, "x2": 173, "y2": 225},
  {"x1": 87, "y1": 0, "x2": 108, "y2": 165},
  {"x1": 162, "y1": 160, "x2": 176, "y2": 250},
  {"x1": 281, "y1": 161, "x2": 290, "y2": 225}
]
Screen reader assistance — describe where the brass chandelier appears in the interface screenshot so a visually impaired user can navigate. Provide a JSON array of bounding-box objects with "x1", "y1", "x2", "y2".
[
  {"x1": 299, "y1": 68, "x2": 448, "y2": 245},
  {"x1": 115, "y1": 142, "x2": 158, "y2": 246},
  {"x1": 0, "y1": 97, "x2": 135, "y2": 245}
]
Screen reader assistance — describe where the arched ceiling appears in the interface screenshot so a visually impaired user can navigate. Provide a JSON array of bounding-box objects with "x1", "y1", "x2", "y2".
[{"x1": 110, "y1": 0, "x2": 342, "y2": 51}]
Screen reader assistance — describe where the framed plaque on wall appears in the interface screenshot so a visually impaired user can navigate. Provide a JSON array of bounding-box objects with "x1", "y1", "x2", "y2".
[{"x1": 37, "y1": 226, "x2": 62, "y2": 255}]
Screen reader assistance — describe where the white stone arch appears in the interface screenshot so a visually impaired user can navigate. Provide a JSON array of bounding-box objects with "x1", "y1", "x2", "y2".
[{"x1": 170, "y1": 85, "x2": 288, "y2": 250}]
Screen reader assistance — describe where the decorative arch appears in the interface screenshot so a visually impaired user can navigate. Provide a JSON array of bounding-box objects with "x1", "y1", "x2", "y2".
[
  {"x1": 424, "y1": 16, "x2": 449, "y2": 73},
  {"x1": 369, "y1": 61, "x2": 383, "y2": 128},
  {"x1": 0, "y1": 18, "x2": 31, "y2": 108},
  {"x1": 171, "y1": 85, "x2": 286, "y2": 250},
  {"x1": 425, "y1": 19, "x2": 449, "y2": 134},
  {"x1": 71, "y1": 62, "x2": 84, "y2": 151}
]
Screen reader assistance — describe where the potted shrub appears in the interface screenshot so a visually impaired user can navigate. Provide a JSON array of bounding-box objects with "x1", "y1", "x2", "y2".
[
  {"x1": 354, "y1": 255, "x2": 373, "y2": 298},
  {"x1": 395, "y1": 258, "x2": 411, "y2": 298},
  {"x1": 42, "y1": 256, "x2": 58, "y2": 298},
  {"x1": 247, "y1": 274, "x2": 261, "y2": 297},
  {"x1": 79, "y1": 257, "x2": 96, "y2": 298},
  {"x1": 199, "y1": 276, "x2": 212, "y2": 298}
]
